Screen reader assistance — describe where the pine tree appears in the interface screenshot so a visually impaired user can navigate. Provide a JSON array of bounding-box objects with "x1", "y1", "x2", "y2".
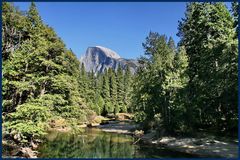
[
  {"x1": 169, "y1": 46, "x2": 189, "y2": 131},
  {"x1": 2, "y1": 2, "x2": 29, "y2": 60},
  {"x1": 87, "y1": 70, "x2": 97, "y2": 101},
  {"x1": 95, "y1": 73, "x2": 105, "y2": 115},
  {"x1": 123, "y1": 66, "x2": 132, "y2": 112},
  {"x1": 116, "y1": 65, "x2": 124, "y2": 112},
  {"x1": 231, "y1": 2, "x2": 239, "y2": 37},
  {"x1": 178, "y1": 2, "x2": 238, "y2": 132},
  {"x1": 102, "y1": 69, "x2": 112, "y2": 114},
  {"x1": 2, "y1": 2, "x2": 91, "y2": 145},
  {"x1": 79, "y1": 63, "x2": 89, "y2": 99},
  {"x1": 167, "y1": 36, "x2": 176, "y2": 52},
  {"x1": 108, "y1": 68, "x2": 118, "y2": 114},
  {"x1": 133, "y1": 32, "x2": 176, "y2": 132}
]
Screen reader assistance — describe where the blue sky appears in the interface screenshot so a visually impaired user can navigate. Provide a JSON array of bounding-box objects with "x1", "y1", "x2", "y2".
[{"x1": 14, "y1": 2, "x2": 231, "y2": 59}]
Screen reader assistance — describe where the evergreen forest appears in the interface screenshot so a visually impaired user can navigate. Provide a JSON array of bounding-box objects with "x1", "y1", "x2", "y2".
[{"x1": 2, "y1": 2, "x2": 238, "y2": 158}]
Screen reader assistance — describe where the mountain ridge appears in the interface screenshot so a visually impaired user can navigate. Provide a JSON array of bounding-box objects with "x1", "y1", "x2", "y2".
[{"x1": 80, "y1": 46, "x2": 139, "y2": 74}]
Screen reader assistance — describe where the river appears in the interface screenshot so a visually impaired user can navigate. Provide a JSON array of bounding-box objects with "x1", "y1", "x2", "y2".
[{"x1": 38, "y1": 127, "x2": 197, "y2": 158}]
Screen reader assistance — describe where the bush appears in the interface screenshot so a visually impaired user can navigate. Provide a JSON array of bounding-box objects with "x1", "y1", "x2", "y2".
[
  {"x1": 121, "y1": 105, "x2": 127, "y2": 113},
  {"x1": 4, "y1": 103, "x2": 51, "y2": 143},
  {"x1": 134, "y1": 111, "x2": 147, "y2": 123}
]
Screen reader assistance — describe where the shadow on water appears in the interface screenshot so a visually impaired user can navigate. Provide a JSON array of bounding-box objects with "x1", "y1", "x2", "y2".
[{"x1": 38, "y1": 128, "x2": 197, "y2": 158}]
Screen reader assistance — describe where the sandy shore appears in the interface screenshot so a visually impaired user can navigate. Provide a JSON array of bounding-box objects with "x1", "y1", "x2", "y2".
[
  {"x1": 97, "y1": 120, "x2": 139, "y2": 134},
  {"x1": 141, "y1": 134, "x2": 238, "y2": 158}
]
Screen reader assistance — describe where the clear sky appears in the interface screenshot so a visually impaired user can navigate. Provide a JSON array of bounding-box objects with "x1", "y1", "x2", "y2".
[{"x1": 14, "y1": 2, "x2": 231, "y2": 59}]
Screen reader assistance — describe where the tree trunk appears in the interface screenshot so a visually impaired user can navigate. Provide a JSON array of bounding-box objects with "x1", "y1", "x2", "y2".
[
  {"x1": 40, "y1": 84, "x2": 46, "y2": 97},
  {"x1": 40, "y1": 65, "x2": 49, "y2": 97}
]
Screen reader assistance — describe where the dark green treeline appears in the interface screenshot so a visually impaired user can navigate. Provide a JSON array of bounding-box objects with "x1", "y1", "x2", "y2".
[
  {"x1": 133, "y1": 2, "x2": 238, "y2": 136},
  {"x1": 2, "y1": 2, "x2": 92, "y2": 144},
  {"x1": 2, "y1": 2, "x2": 133, "y2": 147},
  {"x1": 79, "y1": 64, "x2": 133, "y2": 116},
  {"x1": 1, "y1": 1, "x2": 238, "y2": 151}
]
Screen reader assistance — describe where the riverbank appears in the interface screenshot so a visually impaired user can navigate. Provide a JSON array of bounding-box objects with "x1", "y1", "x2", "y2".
[
  {"x1": 3, "y1": 116, "x2": 238, "y2": 158},
  {"x1": 2, "y1": 139, "x2": 39, "y2": 158},
  {"x1": 97, "y1": 120, "x2": 139, "y2": 134},
  {"x1": 95, "y1": 120, "x2": 238, "y2": 158},
  {"x1": 140, "y1": 133, "x2": 238, "y2": 158}
]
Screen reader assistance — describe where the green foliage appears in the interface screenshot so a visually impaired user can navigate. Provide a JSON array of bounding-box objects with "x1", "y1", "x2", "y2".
[
  {"x1": 3, "y1": 2, "x2": 237, "y2": 151},
  {"x1": 134, "y1": 111, "x2": 147, "y2": 123},
  {"x1": 102, "y1": 70, "x2": 110, "y2": 102},
  {"x1": 88, "y1": 66, "x2": 134, "y2": 116},
  {"x1": 116, "y1": 65, "x2": 125, "y2": 110},
  {"x1": 11, "y1": 103, "x2": 50, "y2": 122},
  {"x1": 105, "y1": 101, "x2": 114, "y2": 114},
  {"x1": 4, "y1": 103, "x2": 50, "y2": 143},
  {"x1": 132, "y1": 32, "x2": 183, "y2": 132},
  {"x1": 2, "y1": 2, "x2": 94, "y2": 146},
  {"x1": 108, "y1": 69, "x2": 117, "y2": 114},
  {"x1": 123, "y1": 66, "x2": 133, "y2": 112},
  {"x1": 178, "y1": 2, "x2": 238, "y2": 133},
  {"x1": 2, "y1": 2, "x2": 29, "y2": 60},
  {"x1": 133, "y1": 2, "x2": 238, "y2": 136},
  {"x1": 89, "y1": 102, "x2": 100, "y2": 116},
  {"x1": 93, "y1": 94, "x2": 105, "y2": 115},
  {"x1": 231, "y1": 2, "x2": 238, "y2": 36}
]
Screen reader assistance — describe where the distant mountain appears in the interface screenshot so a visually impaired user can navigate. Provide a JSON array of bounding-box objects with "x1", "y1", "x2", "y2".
[{"x1": 79, "y1": 46, "x2": 139, "y2": 74}]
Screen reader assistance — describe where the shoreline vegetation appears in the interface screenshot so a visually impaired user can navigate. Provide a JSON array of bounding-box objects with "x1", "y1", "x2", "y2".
[
  {"x1": 3, "y1": 115, "x2": 238, "y2": 158},
  {"x1": 2, "y1": 2, "x2": 238, "y2": 159},
  {"x1": 95, "y1": 117, "x2": 238, "y2": 158}
]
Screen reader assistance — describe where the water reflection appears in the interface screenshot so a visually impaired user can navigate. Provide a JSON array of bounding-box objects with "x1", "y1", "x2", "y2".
[{"x1": 38, "y1": 128, "x2": 196, "y2": 158}]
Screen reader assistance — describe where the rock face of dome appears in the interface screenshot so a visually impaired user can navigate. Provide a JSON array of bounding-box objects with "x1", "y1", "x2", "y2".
[{"x1": 80, "y1": 46, "x2": 138, "y2": 74}]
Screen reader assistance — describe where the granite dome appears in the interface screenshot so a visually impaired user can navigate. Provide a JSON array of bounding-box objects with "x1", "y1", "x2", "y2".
[{"x1": 80, "y1": 46, "x2": 138, "y2": 74}]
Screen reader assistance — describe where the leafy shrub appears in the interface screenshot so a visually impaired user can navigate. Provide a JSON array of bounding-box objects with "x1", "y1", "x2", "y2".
[{"x1": 4, "y1": 103, "x2": 51, "y2": 143}]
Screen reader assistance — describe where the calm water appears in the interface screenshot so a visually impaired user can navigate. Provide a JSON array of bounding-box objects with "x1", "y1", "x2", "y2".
[{"x1": 38, "y1": 127, "x2": 196, "y2": 158}]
